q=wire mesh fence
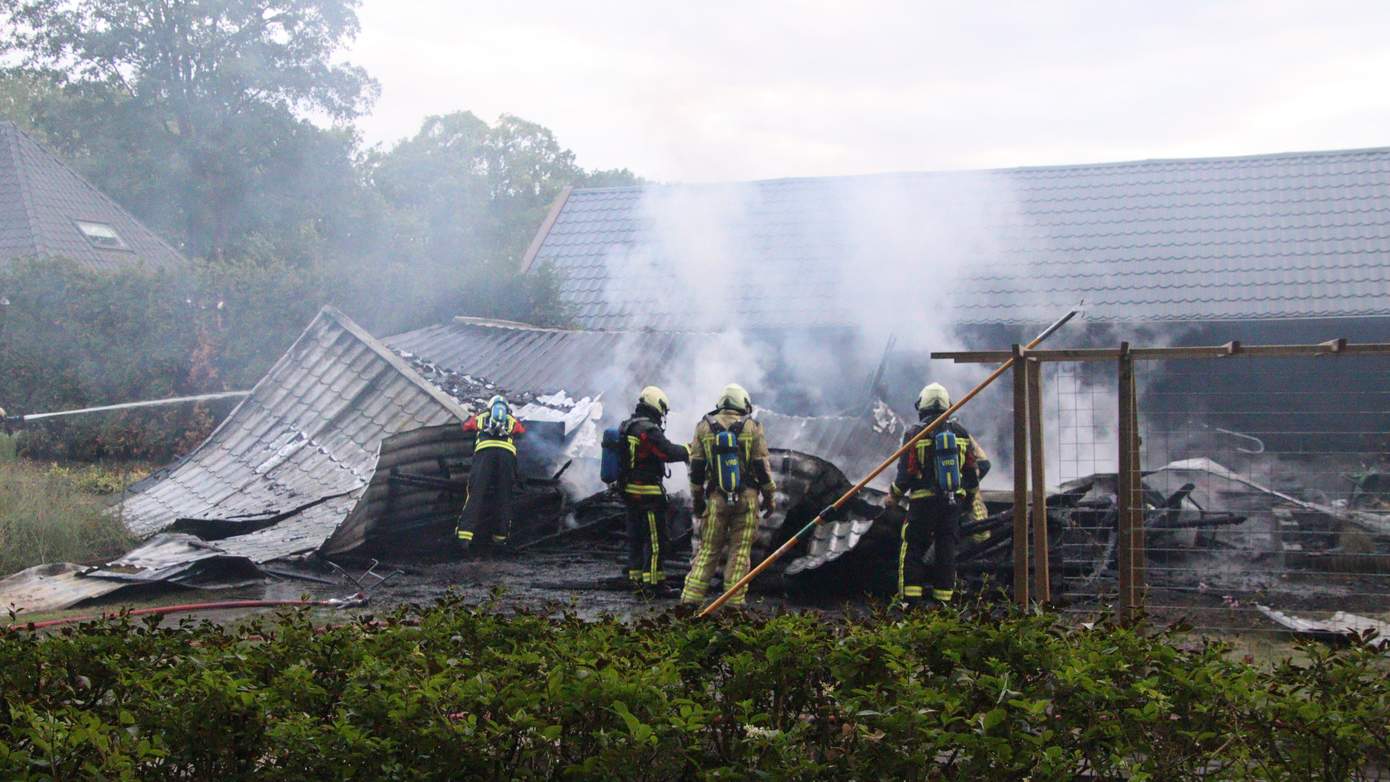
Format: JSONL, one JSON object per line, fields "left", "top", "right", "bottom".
{"left": 1045, "top": 354, "right": 1390, "bottom": 644}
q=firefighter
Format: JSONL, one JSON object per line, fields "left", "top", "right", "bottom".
{"left": 617, "top": 386, "right": 690, "bottom": 593}
{"left": 681, "top": 383, "right": 777, "bottom": 607}
{"left": 887, "top": 383, "right": 988, "bottom": 606}
{"left": 455, "top": 395, "right": 526, "bottom": 551}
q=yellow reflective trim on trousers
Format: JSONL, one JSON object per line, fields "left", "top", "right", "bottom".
{"left": 681, "top": 509, "right": 719, "bottom": 602}
{"left": 647, "top": 511, "right": 661, "bottom": 583}
{"left": 903, "top": 586, "right": 924, "bottom": 597}
{"left": 932, "top": 589, "right": 954, "bottom": 602}
{"left": 624, "top": 483, "right": 663, "bottom": 496}
{"left": 456, "top": 530, "right": 474, "bottom": 541}
{"left": 475, "top": 439, "right": 517, "bottom": 455}
{"left": 897, "top": 522, "right": 909, "bottom": 599}
{"left": 724, "top": 504, "right": 759, "bottom": 605}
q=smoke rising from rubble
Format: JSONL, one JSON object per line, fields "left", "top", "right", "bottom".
{"left": 593, "top": 170, "right": 1075, "bottom": 490}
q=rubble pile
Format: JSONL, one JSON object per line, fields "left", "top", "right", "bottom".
{"left": 395, "top": 351, "right": 543, "bottom": 410}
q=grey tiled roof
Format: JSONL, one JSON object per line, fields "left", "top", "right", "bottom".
{"left": 387, "top": 318, "right": 685, "bottom": 399}
{"left": 118, "top": 306, "right": 468, "bottom": 563}
{"left": 529, "top": 147, "right": 1390, "bottom": 327}
{"left": 386, "top": 317, "right": 901, "bottom": 485}
{"left": 0, "top": 120, "right": 186, "bottom": 272}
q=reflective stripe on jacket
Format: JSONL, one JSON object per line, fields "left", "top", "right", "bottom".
{"left": 463, "top": 411, "right": 525, "bottom": 455}
{"left": 890, "top": 419, "right": 980, "bottom": 501}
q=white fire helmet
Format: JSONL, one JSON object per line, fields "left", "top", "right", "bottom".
{"left": 915, "top": 383, "right": 950, "bottom": 413}
{"left": 717, "top": 383, "right": 752, "bottom": 414}
{"left": 638, "top": 385, "right": 671, "bottom": 417}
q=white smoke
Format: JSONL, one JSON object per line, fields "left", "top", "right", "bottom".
{"left": 587, "top": 169, "right": 1117, "bottom": 491}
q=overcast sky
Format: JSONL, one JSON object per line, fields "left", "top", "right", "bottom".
{"left": 349, "top": 1, "right": 1390, "bottom": 182}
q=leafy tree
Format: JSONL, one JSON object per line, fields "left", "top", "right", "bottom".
{"left": 361, "top": 111, "right": 639, "bottom": 329}
{"left": 0, "top": 0, "right": 379, "bottom": 260}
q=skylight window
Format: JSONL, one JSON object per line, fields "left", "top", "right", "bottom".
{"left": 75, "top": 220, "right": 128, "bottom": 250}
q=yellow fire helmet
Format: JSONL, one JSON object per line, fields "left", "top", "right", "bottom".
{"left": 637, "top": 385, "right": 671, "bottom": 417}
{"left": 717, "top": 383, "right": 752, "bottom": 414}
{"left": 915, "top": 382, "right": 951, "bottom": 414}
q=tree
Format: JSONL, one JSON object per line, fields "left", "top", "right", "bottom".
{"left": 0, "top": 0, "right": 379, "bottom": 260}
{"left": 360, "top": 112, "right": 640, "bottom": 329}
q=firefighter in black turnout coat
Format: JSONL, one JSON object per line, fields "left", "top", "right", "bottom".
{"left": 888, "top": 383, "right": 991, "bottom": 606}
{"left": 456, "top": 395, "right": 526, "bottom": 550}
{"left": 616, "top": 386, "right": 689, "bottom": 591}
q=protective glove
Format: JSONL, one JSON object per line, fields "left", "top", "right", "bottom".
{"left": 691, "top": 492, "right": 707, "bottom": 517}
{"left": 760, "top": 491, "right": 776, "bottom": 518}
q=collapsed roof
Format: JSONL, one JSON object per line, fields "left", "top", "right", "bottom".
{"left": 524, "top": 147, "right": 1390, "bottom": 329}
{"left": 118, "top": 306, "right": 469, "bottom": 564}
{"left": 3, "top": 306, "right": 903, "bottom": 612}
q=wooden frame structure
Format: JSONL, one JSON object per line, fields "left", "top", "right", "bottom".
{"left": 934, "top": 338, "right": 1390, "bottom": 620}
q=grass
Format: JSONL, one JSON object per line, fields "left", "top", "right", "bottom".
{"left": 0, "top": 440, "right": 140, "bottom": 577}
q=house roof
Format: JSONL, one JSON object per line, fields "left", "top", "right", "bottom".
{"left": 0, "top": 120, "right": 187, "bottom": 272}
{"left": 525, "top": 147, "right": 1390, "bottom": 328}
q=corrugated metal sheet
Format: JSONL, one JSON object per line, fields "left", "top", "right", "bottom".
{"left": 117, "top": 306, "right": 469, "bottom": 564}
{"left": 0, "top": 120, "right": 187, "bottom": 272}
{"left": 322, "top": 425, "right": 470, "bottom": 556}
{"left": 0, "top": 563, "right": 126, "bottom": 614}
{"left": 530, "top": 147, "right": 1390, "bottom": 328}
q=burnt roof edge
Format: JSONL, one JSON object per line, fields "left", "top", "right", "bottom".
{"left": 319, "top": 305, "right": 472, "bottom": 421}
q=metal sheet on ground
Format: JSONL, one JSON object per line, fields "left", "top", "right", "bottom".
{"left": 0, "top": 563, "right": 126, "bottom": 613}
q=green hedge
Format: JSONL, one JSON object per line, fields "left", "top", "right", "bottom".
{"left": 0, "top": 258, "right": 324, "bottom": 461}
{"left": 2, "top": 599, "right": 1387, "bottom": 779}
{"left": 0, "top": 257, "right": 565, "bottom": 461}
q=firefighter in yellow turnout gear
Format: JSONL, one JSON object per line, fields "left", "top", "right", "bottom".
{"left": 617, "top": 387, "right": 690, "bottom": 592}
{"left": 681, "top": 384, "right": 777, "bottom": 607}
{"left": 456, "top": 395, "right": 526, "bottom": 550}
{"left": 888, "top": 383, "right": 989, "bottom": 606}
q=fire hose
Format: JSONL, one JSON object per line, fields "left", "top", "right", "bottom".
{"left": 2, "top": 391, "right": 252, "bottom": 433}
{"left": 5, "top": 595, "right": 367, "bottom": 633}
{"left": 698, "top": 305, "right": 1081, "bottom": 618}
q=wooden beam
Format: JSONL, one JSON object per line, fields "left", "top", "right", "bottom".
{"left": 1011, "top": 344, "right": 1029, "bottom": 608}
{"left": 932, "top": 340, "right": 1390, "bottom": 364}
{"left": 1026, "top": 357, "right": 1049, "bottom": 603}
{"left": 1116, "top": 343, "right": 1138, "bottom": 622}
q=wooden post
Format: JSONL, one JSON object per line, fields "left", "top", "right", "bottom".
{"left": 1117, "top": 343, "right": 1137, "bottom": 621}
{"left": 1026, "top": 357, "right": 1050, "bottom": 602}
{"left": 1011, "top": 345, "right": 1029, "bottom": 608}
{"left": 1128, "top": 362, "right": 1145, "bottom": 605}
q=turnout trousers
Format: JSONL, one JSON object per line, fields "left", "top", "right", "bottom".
{"left": 900, "top": 495, "right": 962, "bottom": 604}
{"left": 455, "top": 447, "right": 517, "bottom": 547}
{"left": 681, "top": 489, "right": 759, "bottom": 606}
{"left": 623, "top": 489, "right": 670, "bottom": 586}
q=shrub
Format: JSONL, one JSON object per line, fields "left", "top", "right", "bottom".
{"left": 0, "top": 255, "right": 566, "bottom": 462}
{"left": 1, "top": 600, "right": 1387, "bottom": 779}
{"left": 0, "top": 458, "right": 135, "bottom": 575}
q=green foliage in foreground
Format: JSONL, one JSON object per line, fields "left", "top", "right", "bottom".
{"left": 2, "top": 599, "right": 1388, "bottom": 780}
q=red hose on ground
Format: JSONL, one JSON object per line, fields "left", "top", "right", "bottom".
{"left": 5, "top": 595, "right": 365, "bottom": 632}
